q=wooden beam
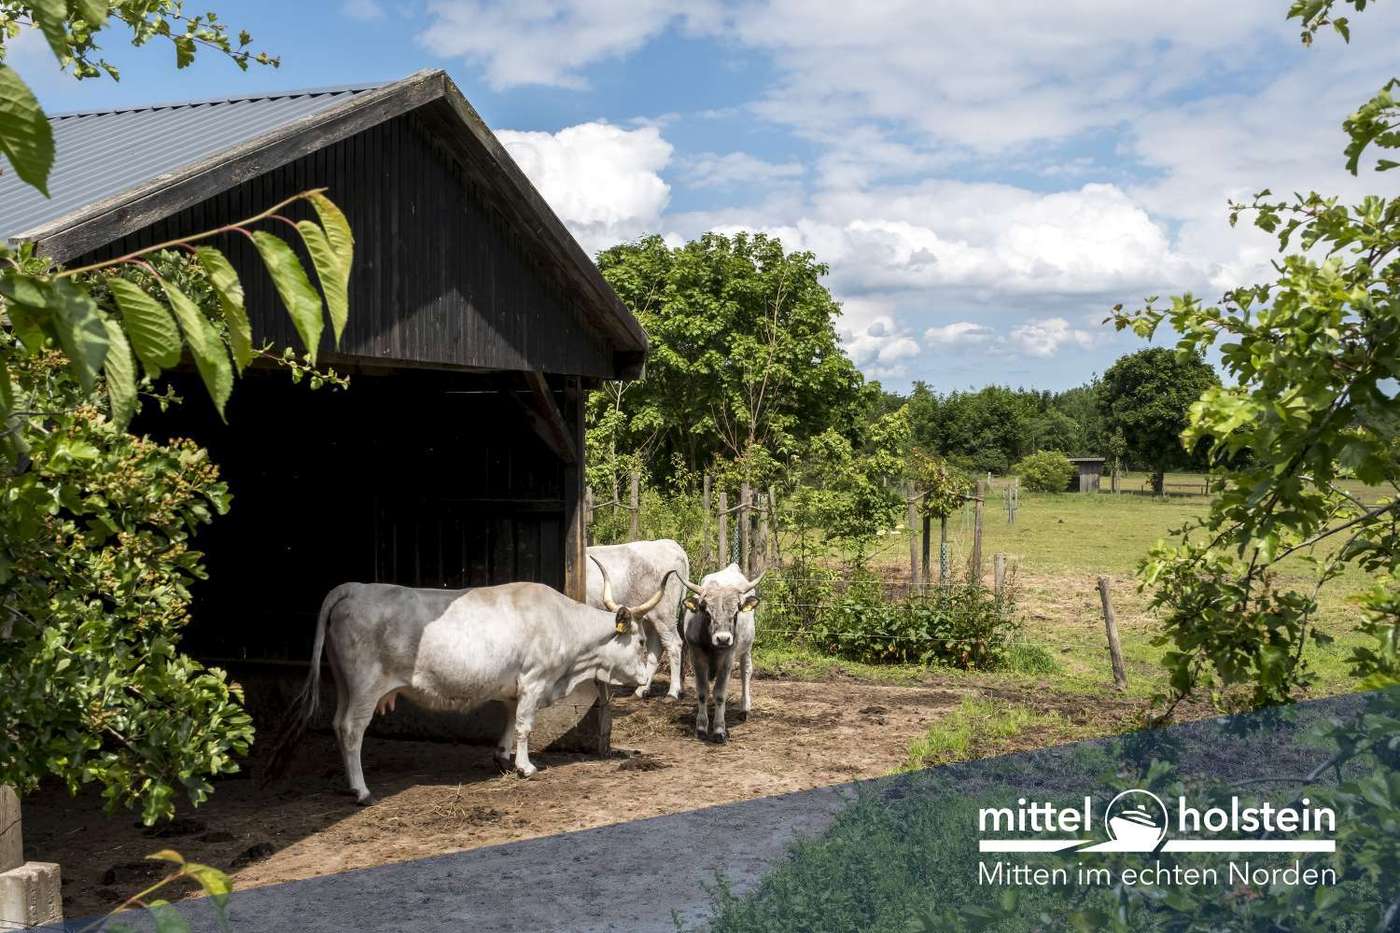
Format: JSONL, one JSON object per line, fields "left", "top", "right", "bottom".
{"left": 499, "top": 371, "right": 578, "bottom": 465}
{"left": 562, "top": 377, "right": 587, "bottom": 602}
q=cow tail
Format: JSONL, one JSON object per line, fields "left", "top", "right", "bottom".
{"left": 261, "top": 586, "right": 348, "bottom": 784}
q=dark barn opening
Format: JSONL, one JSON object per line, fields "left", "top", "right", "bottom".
{"left": 3, "top": 70, "right": 648, "bottom": 750}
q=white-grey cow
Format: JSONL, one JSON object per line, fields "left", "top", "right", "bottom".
{"left": 586, "top": 539, "right": 689, "bottom": 700}
{"left": 288, "top": 560, "right": 672, "bottom": 804}
{"left": 679, "top": 563, "right": 764, "bottom": 743}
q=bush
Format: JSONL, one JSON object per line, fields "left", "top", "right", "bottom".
{"left": 790, "top": 571, "right": 1019, "bottom": 670}
{"left": 1013, "top": 450, "right": 1075, "bottom": 492}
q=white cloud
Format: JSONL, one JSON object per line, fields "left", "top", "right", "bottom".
{"left": 924, "top": 322, "right": 993, "bottom": 346}
{"left": 418, "top": 0, "right": 722, "bottom": 89}
{"left": 497, "top": 122, "right": 673, "bottom": 256}
{"left": 342, "top": 0, "right": 384, "bottom": 20}
{"left": 1008, "top": 317, "right": 1097, "bottom": 358}
{"left": 835, "top": 297, "right": 921, "bottom": 369}
{"left": 683, "top": 151, "right": 804, "bottom": 189}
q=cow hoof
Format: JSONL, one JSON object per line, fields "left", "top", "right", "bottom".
{"left": 664, "top": 692, "right": 681, "bottom": 703}
{"left": 733, "top": 710, "right": 749, "bottom": 722}
{"left": 355, "top": 793, "right": 375, "bottom": 807}
{"left": 695, "top": 728, "right": 708, "bottom": 741}
{"left": 711, "top": 731, "right": 728, "bottom": 745}
{"left": 517, "top": 764, "right": 538, "bottom": 778}
{"left": 634, "top": 686, "right": 649, "bottom": 699}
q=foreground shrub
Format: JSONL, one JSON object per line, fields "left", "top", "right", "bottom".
{"left": 1013, "top": 450, "right": 1075, "bottom": 492}
{"left": 793, "top": 572, "right": 1019, "bottom": 670}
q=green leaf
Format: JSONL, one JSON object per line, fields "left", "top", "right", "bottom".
{"left": 195, "top": 247, "right": 253, "bottom": 372}
{"left": 0, "top": 66, "right": 56, "bottom": 196}
{"left": 48, "top": 279, "right": 108, "bottom": 390}
{"left": 251, "top": 231, "right": 324, "bottom": 363}
{"left": 148, "top": 901, "right": 192, "bottom": 933}
{"left": 161, "top": 280, "right": 233, "bottom": 419}
{"left": 71, "top": 0, "right": 108, "bottom": 26}
{"left": 29, "top": 0, "right": 70, "bottom": 62}
{"left": 101, "top": 317, "right": 138, "bottom": 429}
{"left": 296, "top": 220, "right": 347, "bottom": 345}
{"left": 108, "top": 277, "right": 182, "bottom": 377}
{"left": 308, "top": 191, "right": 354, "bottom": 288}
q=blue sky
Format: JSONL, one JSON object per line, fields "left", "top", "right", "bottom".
{"left": 12, "top": 1, "right": 1400, "bottom": 392}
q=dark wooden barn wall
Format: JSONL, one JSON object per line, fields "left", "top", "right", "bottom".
{"left": 149, "top": 369, "right": 571, "bottom": 661}
{"left": 81, "top": 110, "right": 617, "bottom": 379}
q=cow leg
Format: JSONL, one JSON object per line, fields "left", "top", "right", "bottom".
{"left": 663, "top": 631, "right": 684, "bottom": 701}
{"left": 334, "top": 692, "right": 379, "bottom": 805}
{"left": 711, "top": 651, "right": 734, "bottom": 743}
{"left": 512, "top": 688, "right": 544, "bottom": 777}
{"left": 494, "top": 699, "right": 517, "bottom": 773}
{"left": 739, "top": 647, "right": 753, "bottom": 719}
{"left": 691, "top": 650, "right": 711, "bottom": 740}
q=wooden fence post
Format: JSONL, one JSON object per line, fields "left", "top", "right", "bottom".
{"left": 921, "top": 514, "right": 932, "bottom": 587}
{"left": 994, "top": 553, "right": 1007, "bottom": 602}
{"left": 717, "top": 490, "right": 729, "bottom": 565}
{"left": 969, "top": 481, "right": 985, "bottom": 585}
{"left": 1097, "top": 576, "right": 1128, "bottom": 691}
{"left": 702, "top": 473, "right": 713, "bottom": 567}
{"left": 628, "top": 469, "right": 641, "bottom": 541}
{"left": 756, "top": 491, "right": 770, "bottom": 574}
{"left": 739, "top": 482, "right": 752, "bottom": 577}
{"left": 906, "top": 482, "right": 920, "bottom": 587}
{"left": 767, "top": 486, "right": 780, "bottom": 565}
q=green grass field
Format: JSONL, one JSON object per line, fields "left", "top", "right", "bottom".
{"left": 759, "top": 483, "right": 1376, "bottom": 706}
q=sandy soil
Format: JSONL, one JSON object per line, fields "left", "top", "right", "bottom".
{"left": 23, "top": 676, "right": 973, "bottom": 918}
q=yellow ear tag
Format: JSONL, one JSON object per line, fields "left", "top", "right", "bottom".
{"left": 684, "top": 596, "right": 700, "bottom": 611}
{"left": 615, "top": 620, "right": 628, "bottom": 634}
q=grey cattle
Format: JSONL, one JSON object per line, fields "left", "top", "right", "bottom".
{"left": 285, "top": 560, "right": 671, "bottom": 804}
{"left": 586, "top": 540, "right": 689, "bottom": 699}
{"left": 679, "top": 563, "right": 764, "bottom": 743}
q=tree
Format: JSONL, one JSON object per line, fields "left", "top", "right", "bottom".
{"left": 589, "top": 232, "right": 872, "bottom": 486}
{"left": 1013, "top": 450, "right": 1075, "bottom": 493}
{"left": 1098, "top": 347, "right": 1218, "bottom": 491}
{"left": 0, "top": 3, "right": 351, "bottom": 822}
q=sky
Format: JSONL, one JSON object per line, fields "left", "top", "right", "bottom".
{"left": 11, "top": 1, "right": 1400, "bottom": 392}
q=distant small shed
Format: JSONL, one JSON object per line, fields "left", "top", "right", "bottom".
{"left": 1067, "top": 457, "right": 1105, "bottom": 493}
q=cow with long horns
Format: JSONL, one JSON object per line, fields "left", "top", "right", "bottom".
{"left": 277, "top": 560, "right": 674, "bottom": 803}
{"left": 678, "top": 563, "right": 764, "bottom": 743}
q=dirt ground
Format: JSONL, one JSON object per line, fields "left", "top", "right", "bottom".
{"left": 25, "top": 676, "right": 989, "bottom": 918}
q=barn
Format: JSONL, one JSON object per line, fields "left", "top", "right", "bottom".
{"left": 0, "top": 69, "right": 648, "bottom": 750}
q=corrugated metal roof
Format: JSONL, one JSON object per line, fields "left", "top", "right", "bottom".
{"left": 1, "top": 82, "right": 383, "bottom": 243}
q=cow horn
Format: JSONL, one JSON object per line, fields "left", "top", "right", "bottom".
{"left": 678, "top": 574, "right": 703, "bottom": 596}
{"left": 589, "top": 554, "right": 621, "bottom": 612}
{"left": 745, "top": 569, "right": 767, "bottom": 591}
{"left": 628, "top": 569, "right": 676, "bottom": 616}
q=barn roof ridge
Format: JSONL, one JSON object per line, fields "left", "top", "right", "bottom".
{"left": 45, "top": 80, "right": 391, "bottom": 120}
{"left": 2, "top": 68, "right": 647, "bottom": 366}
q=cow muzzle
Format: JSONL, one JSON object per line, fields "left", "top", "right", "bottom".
{"left": 713, "top": 631, "right": 733, "bottom": 647}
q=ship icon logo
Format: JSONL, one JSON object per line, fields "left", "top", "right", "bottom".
{"left": 1103, "top": 790, "right": 1169, "bottom": 852}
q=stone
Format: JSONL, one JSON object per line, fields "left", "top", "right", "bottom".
{"left": 0, "top": 861, "right": 62, "bottom": 929}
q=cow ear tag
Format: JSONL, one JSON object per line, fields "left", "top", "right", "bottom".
{"left": 614, "top": 610, "right": 630, "bottom": 634}
{"left": 742, "top": 595, "right": 759, "bottom": 611}
{"left": 684, "top": 596, "right": 700, "bottom": 611}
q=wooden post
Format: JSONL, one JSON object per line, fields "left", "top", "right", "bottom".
{"left": 0, "top": 787, "right": 19, "bottom": 874}
{"left": 969, "top": 481, "right": 985, "bottom": 585}
{"left": 717, "top": 490, "right": 729, "bottom": 565}
{"left": 562, "top": 378, "right": 587, "bottom": 602}
{"left": 921, "top": 515, "right": 932, "bottom": 587}
{"left": 628, "top": 469, "right": 641, "bottom": 541}
{"left": 739, "top": 482, "right": 752, "bottom": 577}
{"left": 767, "top": 486, "right": 779, "bottom": 564}
{"left": 906, "top": 482, "right": 920, "bottom": 587}
{"left": 1097, "top": 576, "right": 1128, "bottom": 691}
{"left": 584, "top": 486, "right": 595, "bottom": 546}
{"left": 756, "top": 491, "right": 770, "bottom": 574}
{"left": 1111, "top": 464, "right": 1120, "bottom": 494}
{"left": 994, "top": 553, "right": 1007, "bottom": 602}
{"left": 0, "top": 786, "right": 62, "bottom": 928}
{"left": 702, "top": 473, "right": 713, "bottom": 567}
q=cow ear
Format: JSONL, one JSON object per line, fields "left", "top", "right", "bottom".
{"left": 614, "top": 608, "right": 631, "bottom": 634}
{"left": 741, "top": 595, "right": 759, "bottom": 611}
{"left": 684, "top": 595, "right": 701, "bottom": 612}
